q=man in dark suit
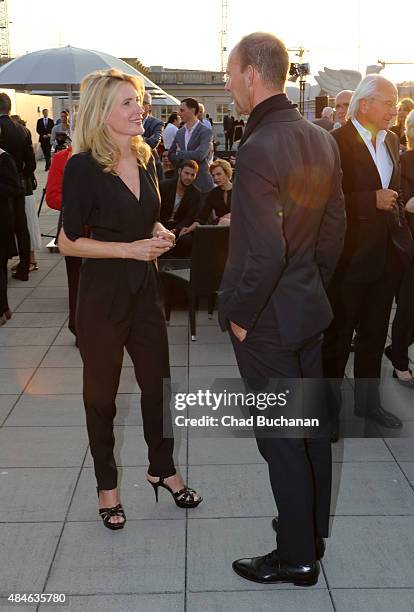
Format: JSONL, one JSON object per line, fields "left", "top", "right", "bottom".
{"left": 159, "top": 160, "right": 201, "bottom": 257}
{"left": 0, "top": 93, "right": 36, "bottom": 281}
{"left": 223, "top": 112, "right": 235, "bottom": 150}
{"left": 169, "top": 98, "right": 214, "bottom": 194}
{"left": 218, "top": 33, "right": 346, "bottom": 587}
{"left": 323, "top": 75, "right": 414, "bottom": 429}
{"left": 142, "top": 92, "right": 163, "bottom": 181}
{"left": 36, "top": 108, "right": 54, "bottom": 170}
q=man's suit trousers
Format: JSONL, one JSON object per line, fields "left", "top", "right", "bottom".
{"left": 230, "top": 309, "right": 331, "bottom": 565}
{"left": 323, "top": 244, "right": 401, "bottom": 412}
{"left": 77, "top": 268, "right": 175, "bottom": 490}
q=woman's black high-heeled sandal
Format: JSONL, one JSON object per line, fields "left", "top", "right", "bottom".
{"left": 148, "top": 476, "right": 202, "bottom": 508}
{"left": 97, "top": 488, "right": 126, "bottom": 530}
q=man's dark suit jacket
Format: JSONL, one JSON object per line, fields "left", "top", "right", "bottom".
{"left": 223, "top": 115, "right": 235, "bottom": 134}
{"left": 144, "top": 116, "right": 163, "bottom": 150}
{"left": 159, "top": 177, "right": 201, "bottom": 230}
{"left": 218, "top": 95, "right": 346, "bottom": 346}
{"left": 36, "top": 117, "right": 54, "bottom": 142}
{"left": 312, "top": 117, "right": 333, "bottom": 132}
{"left": 0, "top": 115, "right": 36, "bottom": 178}
{"left": 331, "top": 121, "right": 413, "bottom": 283}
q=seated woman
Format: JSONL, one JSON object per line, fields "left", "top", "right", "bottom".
{"left": 181, "top": 159, "right": 232, "bottom": 239}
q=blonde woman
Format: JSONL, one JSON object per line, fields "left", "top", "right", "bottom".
{"left": 58, "top": 69, "right": 201, "bottom": 530}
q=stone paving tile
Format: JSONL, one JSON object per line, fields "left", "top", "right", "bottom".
{"left": 4, "top": 394, "right": 86, "bottom": 427}
{"left": 38, "top": 594, "right": 185, "bottom": 612}
{"left": 0, "top": 369, "right": 35, "bottom": 394}
{"left": 188, "top": 435, "right": 262, "bottom": 465}
{"left": 400, "top": 462, "right": 414, "bottom": 485}
{"left": 187, "top": 518, "right": 327, "bottom": 591}
{"left": 29, "top": 286, "right": 69, "bottom": 299}
{"left": 84, "top": 425, "right": 186, "bottom": 468}
{"left": 189, "top": 343, "right": 237, "bottom": 366}
{"left": 0, "top": 346, "right": 49, "bottom": 369}
{"left": 15, "top": 298, "right": 69, "bottom": 313}
{"left": 0, "top": 523, "right": 62, "bottom": 593}
{"left": 46, "top": 521, "right": 185, "bottom": 594}
{"left": 68, "top": 467, "right": 186, "bottom": 521}
{"left": 187, "top": 464, "right": 275, "bottom": 518}
{"left": 0, "top": 427, "right": 88, "bottom": 467}
{"left": 4, "top": 313, "right": 68, "bottom": 328}
{"left": 331, "top": 438, "right": 395, "bottom": 462}
{"left": 0, "top": 395, "right": 18, "bottom": 424}
{"left": 0, "top": 326, "right": 61, "bottom": 346}
{"left": 188, "top": 590, "right": 334, "bottom": 612}
{"left": 331, "top": 462, "right": 414, "bottom": 515}
{"left": 323, "top": 516, "right": 414, "bottom": 587}
{"left": 0, "top": 467, "right": 79, "bottom": 521}
{"left": 332, "top": 588, "right": 414, "bottom": 612}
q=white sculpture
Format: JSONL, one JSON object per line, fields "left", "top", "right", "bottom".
{"left": 315, "top": 65, "right": 383, "bottom": 96}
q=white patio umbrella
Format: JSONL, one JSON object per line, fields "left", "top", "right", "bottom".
{"left": 0, "top": 45, "right": 180, "bottom": 110}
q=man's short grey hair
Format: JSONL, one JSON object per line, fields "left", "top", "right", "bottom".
{"left": 347, "top": 75, "right": 397, "bottom": 119}
{"left": 236, "top": 32, "right": 289, "bottom": 90}
{"left": 321, "top": 106, "right": 334, "bottom": 118}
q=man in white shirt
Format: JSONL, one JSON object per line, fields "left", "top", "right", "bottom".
{"left": 162, "top": 112, "right": 180, "bottom": 150}
{"left": 323, "top": 75, "right": 414, "bottom": 429}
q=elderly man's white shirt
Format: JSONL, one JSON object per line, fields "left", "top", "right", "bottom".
{"left": 351, "top": 118, "right": 393, "bottom": 188}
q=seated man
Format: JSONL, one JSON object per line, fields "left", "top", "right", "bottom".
{"left": 159, "top": 160, "right": 201, "bottom": 257}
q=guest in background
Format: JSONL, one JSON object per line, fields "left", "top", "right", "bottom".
{"left": 223, "top": 111, "right": 235, "bottom": 150}
{"left": 333, "top": 90, "right": 354, "bottom": 128}
{"left": 36, "top": 108, "right": 54, "bottom": 170}
{"left": 313, "top": 106, "right": 334, "bottom": 131}
{"left": 198, "top": 103, "right": 213, "bottom": 130}
{"left": 384, "top": 109, "right": 414, "bottom": 386}
{"left": 0, "top": 148, "right": 22, "bottom": 324}
{"left": 46, "top": 145, "right": 81, "bottom": 343}
{"left": 185, "top": 159, "right": 232, "bottom": 232}
{"left": 161, "top": 150, "right": 175, "bottom": 179}
{"left": 162, "top": 112, "right": 180, "bottom": 150}
{"left": 390, "top": 98, "right": 414, "bottom": 148}
{"left": 169, "top": 97, "right": 214, "bottom": 193}
{"left": 233, "top": 118, "right": 244, "bottom": 143}
{"left": 0, "top": 92, "right": 36, "bottom": 282}
{"left": 51, "top": 110, "right": 71, "bottom": 151}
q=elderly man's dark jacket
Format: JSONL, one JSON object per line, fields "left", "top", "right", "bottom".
{"left": 331, "top": 121, "right": 413, "bottom": 283}
{"left": 159, "top": 177, "right": 201, "bottom": 230}
{"left": 218, "top": 94, "right": 346, "bottom": 346}
{"left": 0, "top": 115, "right": 36, "bottom": 177}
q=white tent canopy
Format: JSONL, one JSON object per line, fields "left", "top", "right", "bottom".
{"left": 0, "top": 45, "right": 180, "bottom": 107}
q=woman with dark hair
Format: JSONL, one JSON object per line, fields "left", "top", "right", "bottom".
{"left": 385, "top": 109, "right": 414, "bottom": 386}
{"left": 0, "top": 148, "right": 21, "bottom": 324}
{"left": 58, "top": 69, "right": 202, "bottom": 530}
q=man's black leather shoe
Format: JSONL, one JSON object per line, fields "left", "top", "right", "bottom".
{"left": 232, "top": 549, "right": 319, "bottom": 586}
{"left": 354, "top": 405, "right": 402, "bottom": 429}
{"left": 271, "top": 517, "right": 325, "bottom": 559}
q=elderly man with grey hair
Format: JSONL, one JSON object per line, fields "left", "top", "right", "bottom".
{"left": 312, "top": 106, "right": 334, "bottom": 131}
{"left": 323, "top": 74, "right": 414, "bottom": 430}
{"left": 219, "top": 32, "right": 346, "bottom": 587}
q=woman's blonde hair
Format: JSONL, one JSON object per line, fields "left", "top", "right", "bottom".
{"left": 406, "top": 109, "right": 414, "bottom": 150}
{"left": 209, "top": 158, "right": 233, "bottom": 180}
{"left": 72, "top": 68, "right": 151, "bottom": 172}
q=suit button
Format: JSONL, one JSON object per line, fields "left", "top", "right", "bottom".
{"left": 277, "top": 211, "right": 283, "bottom": 217}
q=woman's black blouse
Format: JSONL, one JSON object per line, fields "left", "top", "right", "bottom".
{"left": 196, "top": 185, "right": 232, "bottom": 224}
{"left": 0, "top": 151, "right": 21, "bottom": 258}
{"left": 401, "top": 149, "right": 414, "bottom": 236}
{"left": 61, "top": 152, "right": 160, "bottom": 299}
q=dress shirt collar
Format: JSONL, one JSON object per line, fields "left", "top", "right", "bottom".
{"left": 185, "top": 119, "right": 199, "bottom": 134}
{"left": 351, "top": 117, "right": 387, "bottom": 147}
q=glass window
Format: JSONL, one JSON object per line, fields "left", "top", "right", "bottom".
{"left": 216, "top": 103, "right": 232, "bottom": 123}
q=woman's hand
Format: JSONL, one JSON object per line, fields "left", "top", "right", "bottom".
{"left": 123, "top": 237, "right": 172, "bottom": 261}
{"left": 153, "top": 223, "right": 176, "bottom": 246}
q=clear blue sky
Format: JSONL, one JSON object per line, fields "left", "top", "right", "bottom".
{"left": 7, "top": 0, "right": 414, "bottom": 83}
